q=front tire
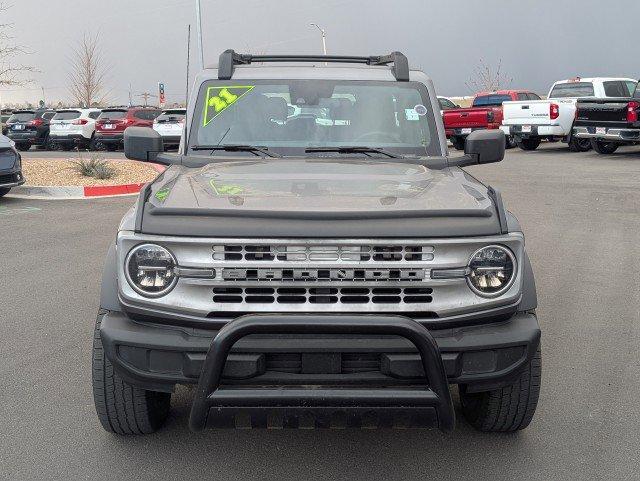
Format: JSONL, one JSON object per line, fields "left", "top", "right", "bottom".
{"left": 459, "top": 344, "right": 541, "bottom": 432}
{"left": 568, "top": 136, "right": 592, "bottom": 152}
{"left": 591, "top": 139, "right": 619, "bottom": 155}
{"left": 505, "top": 136, "right": 517, "bottom": 149}
{"left": 516, "top": 138, "right": 541, "bottom": 151}
{"left": 15, "top": 142, "right": 30, "bottom": 152}
{"left": 92, "top": 312, "right": 171, "bottom": 435}
{"left": 0, "top": 187, "right": 11, "bottom": 198}
{"left": 451, "top": 137, "right": 465, "bottom": 151}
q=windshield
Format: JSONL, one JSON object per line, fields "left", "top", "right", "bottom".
{"left": 549, "top": 82, "right": 594, "bottom": 98}
{"left": 8, "top": 112, "right": 35, "bottom": 122}
{"left": 53, "top": 111, "right": 81, "bottom": 121}
{"left": 157, "top": 110, "right": 186, "bottom": 123}
{"left": 472, "top": 94, "right": 512, "bottom": 107}
{"left": 189, "top": 80, "right": 441, "bottom": 157}
{"left": 98, "top": 110, "right": 126, "bottom": 120}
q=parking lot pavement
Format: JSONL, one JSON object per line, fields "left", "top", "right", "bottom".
{"left": 2, "top": 144, "right": 639, "bottom": 480}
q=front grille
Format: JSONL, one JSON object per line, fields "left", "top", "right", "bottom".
{"left": 265, "top": 352, "right": 382, "bottom": 374}
{"left": 0, "top": 173, "right": 17, "bottom": 184}
{"left": 213, "top": 244, "right": 435, "bottom": 263}
{"left": 213, "top": 286, "right": 433, "bottom": 305}
{"left": 207, "top": 241, "right": 438, "bottom": 313}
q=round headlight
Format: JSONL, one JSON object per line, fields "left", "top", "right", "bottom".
{"left": 467, "top": 245, "right": 516, "bottom": 298}
{"left": 125, "top": 244, "right": 177, "bottom": 297}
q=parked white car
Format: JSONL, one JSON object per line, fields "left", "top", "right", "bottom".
{"left": 152, "top": 108, "right": 186, "bottom": 149}
{"left": 49, "top": 108, "right": 102, "bottom": 150}
{"left": 500, "top": 77, "right": 637, "bottom": 151}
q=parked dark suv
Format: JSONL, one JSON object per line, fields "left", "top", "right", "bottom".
{"left": 5, "top": 109, "right": 56, "bottom": 151}
{"left": 94, "top": 107, "right": 161, "bottom": 151}
{"left": 1, "top": 109, "right": 13, "bottom": 136}
{"left": 0, "top": 134, "right": 25, "bottom": 197}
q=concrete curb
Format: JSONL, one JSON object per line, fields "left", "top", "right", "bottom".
{"left": 9, "top": 182, "right": 145, "bottom": 200}
{"left": 9, "top": 162, "right": 166, "bottom": 200}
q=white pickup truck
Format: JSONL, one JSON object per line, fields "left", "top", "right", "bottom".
{"left": 500, "top": 77, "right": 638, "bottom": 151}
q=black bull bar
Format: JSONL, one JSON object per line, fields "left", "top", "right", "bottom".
{"left": 189, "top": 314, "right": 456, "bottom": 432}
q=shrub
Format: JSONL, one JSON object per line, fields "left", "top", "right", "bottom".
{"left": 69, "top": 154, "right": 116, "bottom": 180}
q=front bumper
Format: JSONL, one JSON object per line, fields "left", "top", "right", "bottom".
{"left": 501, "top": 124, "right": 566, "bottom": 138}
{"left": 0, "top": 170, "right": 25, "bottom": 188}
{"left": 573, "top": 126, "right": 640, "bottom": 143}
{"left": 100, "top": 310, "right": 540, "bottom": 410}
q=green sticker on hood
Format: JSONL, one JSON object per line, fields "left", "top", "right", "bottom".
{"left": 203, "top": 85, "right": 254, "bottom": 126}
{"left": 210, "top": 180, "right": 244, "bottom": 196}
{"left": 155, "top": 188, "right": 171, "bottom": 202}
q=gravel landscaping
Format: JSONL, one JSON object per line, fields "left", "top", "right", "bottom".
{"left": 22, "top": 158, "right": 160, "bottom": 186}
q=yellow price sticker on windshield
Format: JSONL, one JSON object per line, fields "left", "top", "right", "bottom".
{"left": 203, "top": 85, "right": 254, "bottom": 126}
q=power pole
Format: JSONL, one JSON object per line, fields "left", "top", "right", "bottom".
{"left": 136, "top": 92, "right": 157, "bottom": 107}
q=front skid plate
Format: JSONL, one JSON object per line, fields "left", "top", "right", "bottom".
{"left": 207, "top": 406, "right": 439, "bottom": 430}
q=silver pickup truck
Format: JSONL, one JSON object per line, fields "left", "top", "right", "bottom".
{"left": 92, "top": 51, "right": 541, "bottom": 436}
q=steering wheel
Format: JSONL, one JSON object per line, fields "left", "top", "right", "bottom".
{"left": 354, "top": 131, "right": 402, "bottom": 143}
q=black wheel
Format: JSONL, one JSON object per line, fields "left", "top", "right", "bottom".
{"left": 516, "top": 138, "right": 541, "bottom": 151}
{"left": 505, "top": 136, "right": 517, "bottom": 149}
{"left": 92, "top": 311, "right": 171, "bottom": 435}
{"left": 451, "top": 137, "right": 465, "bottom": 151}
{"left": 105, "top": 143, "right": 118, "bottom": 152}
{"left": 0, "top": 187, "right": 11, "bottom": 198}
{"left": 591, "top": 139, "right": 619, "bottom": 155}
{"left": 568, "top": 136, "right": 592, "bottom": 152}
{"left": 15, "top": 142, "right": 30, "bottom": 151}
{"left": 459, "top": 344, "right": 541, "bottom": 432}
{"left": 59, "top": 143, "right": 73, "bottom": 151}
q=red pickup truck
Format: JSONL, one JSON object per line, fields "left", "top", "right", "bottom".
{"left": 444, "top": 90, "right": 541, "bottom": 150}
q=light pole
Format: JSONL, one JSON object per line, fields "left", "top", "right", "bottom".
{"left": 195, "top": 0, "right": 204, "bottom": 71}
{"left": 309, "top": 23, "right": 327, "bottom": 56}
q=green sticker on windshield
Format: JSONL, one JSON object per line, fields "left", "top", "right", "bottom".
{"left": 203, "top": 85, "right": 254, "bottom": 126}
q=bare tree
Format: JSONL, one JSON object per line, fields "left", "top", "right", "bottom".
{"left": 68, "top": 33, "right": 109, "bottom": 107}
{"left": 0, "top": 2, "right": 34, "bottom": 87}
{"left": 465, "top": 59, "right": 513, "bottom": 93}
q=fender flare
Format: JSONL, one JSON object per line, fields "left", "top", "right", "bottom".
{"left": 99, "top": 242, "right": 120, "bottom": 311}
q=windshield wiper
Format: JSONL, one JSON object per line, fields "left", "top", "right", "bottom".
{"left": 192, "top": 145, "right": 280, "bottom": 158}
{"left": 304, "top": 146, "right": 403, "bottom": 159}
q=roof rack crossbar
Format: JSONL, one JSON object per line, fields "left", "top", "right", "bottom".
{"left": 217, "top": 49, "right": 410, "bottom": 81}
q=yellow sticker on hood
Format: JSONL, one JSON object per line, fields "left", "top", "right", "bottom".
{"left": 203, "top": 85, "right": 254, "bottom": 126}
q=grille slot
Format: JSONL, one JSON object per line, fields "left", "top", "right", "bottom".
{"left": 213, "top": 244, "right": 435, "bottom": 263}
{"left": 212, "top": 287, "right": 433, "bottom": 305}
{"left": 264, "top": 353, "right": 382, "bottom": 374}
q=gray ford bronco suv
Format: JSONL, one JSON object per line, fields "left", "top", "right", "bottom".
{"left": 93, "top": 50, "right": 541, "bottom": 435}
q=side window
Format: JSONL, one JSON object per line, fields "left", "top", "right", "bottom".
{"left": 89, "top": 111, "right": 101, "bottom": 119}
{"left": 527, "top": 93, "right": 541, "bottom": 100}
{"left": 625, "top": 81, "right": 638, "bottom": 97}
{"left": 603, "top": 81, "right": 629, "bottom": 97}
{"left": 517, "top": 93, "right": 528, "bottom": 101}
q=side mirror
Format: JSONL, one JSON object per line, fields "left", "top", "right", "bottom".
{"left": 449, "top": 130, "right": 505, "bottom": 167}
{"left": 124, "top": 127, "right": 164, "bottom": 163}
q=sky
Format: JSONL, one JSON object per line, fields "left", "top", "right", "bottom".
{"left": 1, "top": 0, "right": 638, "bottom": 106}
